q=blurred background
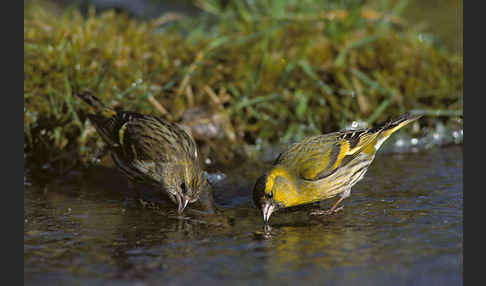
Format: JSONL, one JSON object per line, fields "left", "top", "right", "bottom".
{"left": 25, "top": 0, "right": 462, "bottom": 173}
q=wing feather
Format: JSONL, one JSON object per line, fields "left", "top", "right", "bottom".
{"left": 276, "top": 130, "right": 379, "bottom": 181}
{"left": 273, "top": 112, "right": 421, "bottom": 182}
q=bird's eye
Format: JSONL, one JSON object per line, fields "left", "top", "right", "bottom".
{"left": 180, "top": 183, "right": 187, "bottom": 194}
{"left": 266, "top": 192, "right": 273, "bottom": 199}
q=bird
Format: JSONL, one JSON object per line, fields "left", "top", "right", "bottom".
{"left": 253, "top": 112, "right": 422, "bottom": 224}
{"left": 75, "top": 91, "right": 212, "bottom": 214}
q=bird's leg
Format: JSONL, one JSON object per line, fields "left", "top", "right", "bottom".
{"left": 309, "top": 190, "right": 350, "bottom": 216}
{"left": 309, "top": 197, "right": 345, "bottom": 216}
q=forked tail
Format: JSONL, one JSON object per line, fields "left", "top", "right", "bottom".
{"left": 373, "top": 112, "right": 423, "bottom": 149}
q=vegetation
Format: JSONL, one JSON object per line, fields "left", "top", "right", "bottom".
{"left": 24, "top": 0, "right": 462, "bottom": 175}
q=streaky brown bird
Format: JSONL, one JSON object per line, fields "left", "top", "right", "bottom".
{"left": 76, "top": 91, "right": 212, "bottom": 214}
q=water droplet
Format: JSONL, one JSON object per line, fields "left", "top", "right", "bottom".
{"left": 411, "top": 138, "right": 418, "bottom": 145}
{"left": 345, "top": 120, "right": 367, "bottom": 130}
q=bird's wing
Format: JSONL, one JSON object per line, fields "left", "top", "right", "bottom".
{"left": 278, "top": 112, "right": 422, "bottom": 181}
{"left": 277, "top": 130, "right": 379, "bottom": 181}
{"left": 117, "top": 114, "right": 198, "bottom": 163}
{"left": 108, "top": 114, "right": 197, "bottom": 183}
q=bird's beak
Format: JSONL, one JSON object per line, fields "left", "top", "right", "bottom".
{"left": 177, "top": 195, "right": 189, "bottom": 214}
{"left": 262, "top": 202, "right": 276, "bottom": 224}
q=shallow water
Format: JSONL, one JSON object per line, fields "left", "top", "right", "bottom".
{"left": 24, "top": 145, "right": 462, "bottom": 285}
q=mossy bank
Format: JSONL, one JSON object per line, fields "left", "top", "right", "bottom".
{"left": 24, "top": 0, "right": 462, "bottom": 177}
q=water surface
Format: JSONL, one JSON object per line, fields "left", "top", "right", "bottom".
{"left": 24, "top": 146, "right": 462, "bottom": 285}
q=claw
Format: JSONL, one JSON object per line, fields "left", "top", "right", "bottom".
{"left": 309, "top": 206, "right": 344, "bottom": 216}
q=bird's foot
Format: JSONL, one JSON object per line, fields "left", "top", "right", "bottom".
{"left": 309, "top": 206, "right": 344, "bottom": 216}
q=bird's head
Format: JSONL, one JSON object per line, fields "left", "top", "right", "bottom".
{"left": 166, "top": 163, "right": 211, "bottom": 214}
{"left": 253, "top": 167, "right": 296, "bottom": 224}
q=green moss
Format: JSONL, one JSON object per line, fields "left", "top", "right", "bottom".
{"left": 24, "top": 0, "right": 462, "bottom": 173}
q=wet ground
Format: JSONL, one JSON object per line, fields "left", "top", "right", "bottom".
{"left": 24, "top": 145, "right": 462, "bottom": 285}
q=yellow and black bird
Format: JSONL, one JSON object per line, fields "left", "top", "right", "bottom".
{"left": 76, "top": 91, "right": 212, "bottom": 214}
{"left": 253, "top": 112, "right": 422, "bottom": 224}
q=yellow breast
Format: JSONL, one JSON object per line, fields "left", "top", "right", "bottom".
{"left": 267, "top": 167, "right": 340, "bottom": 208}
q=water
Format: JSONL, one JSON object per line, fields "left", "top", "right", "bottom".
{"left": 24, "top": 145, "right": 462, "bottom": 285}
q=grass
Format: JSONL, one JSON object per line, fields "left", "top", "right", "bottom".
{"left": 24, "top": 0, "right": 462, "bottom": 175}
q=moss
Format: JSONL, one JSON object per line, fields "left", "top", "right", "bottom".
{"left": 24, "top": 0, "right": 462, "bottom": 174}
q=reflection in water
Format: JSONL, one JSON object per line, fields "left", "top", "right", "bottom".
{"left": 262, "top": 224, "right": 370, "bottom": 278}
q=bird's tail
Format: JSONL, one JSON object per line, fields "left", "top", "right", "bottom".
{"left": 76, "top": 91, "right": 116, "bottom": 118}
{"left": 373, "top": 112, "right": 422, "bottom": 149}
